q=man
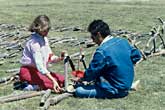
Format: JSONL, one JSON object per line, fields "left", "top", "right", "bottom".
{"left": 74, "top": 20, "right": 142, "bottom": 98}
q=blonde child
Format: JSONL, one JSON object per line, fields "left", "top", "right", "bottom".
{"left": 19, "top": 15, "right": 64, "bottom": 93}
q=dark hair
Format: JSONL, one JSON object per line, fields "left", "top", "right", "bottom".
{"left": 28, "top": 15, "right": 51, "bottom": 32}
{"left": 87, "top": 20, "right": 111, "bottom": 38}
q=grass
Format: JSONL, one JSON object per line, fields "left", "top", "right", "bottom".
{"left": 0, "top": 0, "right": 165, "bottom": 110}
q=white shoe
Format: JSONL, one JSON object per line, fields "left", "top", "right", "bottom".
{"left": 67, "top": 85, "right": 75, "bottom": 93}
{"left": 23, "top": 84, "right": 39, "bottom": 91}
{"left": 131, "top": 80, "right": 140, "bottom": 91}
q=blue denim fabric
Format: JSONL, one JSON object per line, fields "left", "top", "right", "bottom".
{"left": 82, "top": 37, "right": 141, "bottom": 89}
{"left": 75, "top": 83, "right": 128, "bottom": 98}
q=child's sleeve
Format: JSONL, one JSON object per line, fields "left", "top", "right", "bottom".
{"left": 45, "top": 37, "right": 61, "bottom": 63}
{"left": 33, "top": 51, "right": 50, "bottom": 74}
{"left": 48, "top": 54, "right": 61, "bottom": 63}
{"left": 31, "top": 43, "right": 50, "bottom": 74}
{"left": 45, "top": 37, "right": 53, "bottom": 54}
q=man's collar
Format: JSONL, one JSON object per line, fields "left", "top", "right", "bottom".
{"left": 100, "top": 35, "right": 113, "bottom": 45}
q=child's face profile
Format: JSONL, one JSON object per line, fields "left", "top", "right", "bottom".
{"left": 39, "top": 27, "right": 50, "bottom": 37}
{"left": 39, "top": 30, "right": 48, "bottom": 37}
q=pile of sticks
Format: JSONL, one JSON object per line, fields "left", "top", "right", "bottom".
{"left": 116, "top": 17, "right": 165, "bottom": 63}
{"left": 144, "top": 17, "right": 165, "bottom": 56}
{"left": 0, "top": 23, "right": 93, "bottom": 66}
{"left": 0, "top": 52, "right": 83, "bottom": 110}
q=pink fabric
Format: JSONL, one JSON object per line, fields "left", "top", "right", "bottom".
{"left": 19, "top": 66, "right": 64, "bottom": 90}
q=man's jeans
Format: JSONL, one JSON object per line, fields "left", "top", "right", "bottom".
{"left": 75, "top": 84, "right": 128, "bottom": 99}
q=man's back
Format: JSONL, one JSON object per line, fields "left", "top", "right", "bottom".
{"left": 97, "top": 37, "right": 139, "bottom": 90}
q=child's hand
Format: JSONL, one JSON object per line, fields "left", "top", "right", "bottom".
{"left": 53, "top": 81, "right": 63, "bottom": 93}
{"left": 60, "top": 51, "right": 67, "bottom": 60}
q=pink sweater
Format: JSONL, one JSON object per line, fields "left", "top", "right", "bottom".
{"left": 20, "top": 32, "right": 56, "bottom": 74}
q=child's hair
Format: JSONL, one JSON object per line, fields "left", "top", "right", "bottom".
{"left": 28, "top": 15, "right": 51, "bottom": 33}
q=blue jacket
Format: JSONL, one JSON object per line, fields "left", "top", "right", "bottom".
{"left": 82, "top": 37, "right": 141, "bottom": 94}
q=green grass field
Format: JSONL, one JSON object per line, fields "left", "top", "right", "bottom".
{"left": 0, "top": 0, "right": 165, "bottom": 110}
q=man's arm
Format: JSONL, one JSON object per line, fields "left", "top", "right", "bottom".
{"left": 130, "top": 47, "right": 142, "bottom": 64}
{"left": 82, "top": 50, "right": 107, "bottom": 82}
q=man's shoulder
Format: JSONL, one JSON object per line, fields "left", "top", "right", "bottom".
{"left": 99, "top": 37, "right": 127, "bottom": 51}
{"left": 105, "top": 37, "right": 128, "bottom": 45}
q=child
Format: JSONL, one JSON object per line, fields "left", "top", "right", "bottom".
{"left": 19, "top": 15, "right": 64, "bottom": 93}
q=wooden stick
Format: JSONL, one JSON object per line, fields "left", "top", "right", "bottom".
{"left": 158, "top": 34, "right": 165, "bottom": 48}
{"left": 127, "top": 37, "right": 147, "bottom": 60}
{"left": 80, "top": 53, "right": 87, "bottom": 69}
{"left": 157, "top": 17, "right": 164, "bottom": 25}
{"left": 40, "top": 89, "right": 51, "bottom": 107}
{"left": 42, "top": 92, "right": 73, "bottom": 110}
{"left": 0, "top": 91, "right": 45, "bottom": 103}
{"left": 153, "top": 38, "right": 156, "bottom": 53}
{"left": 64, "top": 54, "right": 69, "bottom": 91}
{"left": 70, "top": 52, "right": 80, "bottom": 58}
{"left": 0, "top": 72, "right": 18, "bottom": 84}
{"left": 148, "top": 49, "right": 165, "bottom": 57}
{"left": 137, "top": 49, "right": 165, "bottom": 64}
{"left": 146, "top": 26, "right": 160, "bottom": 48}
{"left": 68, "top": 56, "right": 76, "bottom": 71}
{"left": 77, "top": 46, "right": 82, "bottom": 71}
{"left": 5, "top": 68, "right": 20, "bottom": 73}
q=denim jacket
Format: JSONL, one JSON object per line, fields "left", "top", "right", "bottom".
{"left": 82, "top": 37, "right": 142, "bottom": 94}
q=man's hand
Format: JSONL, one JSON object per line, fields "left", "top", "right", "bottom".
{"left": 70, "top": 77, "right": 82, "bottom": 83}
{"left": 71, "top": 70, "right": 84, "bottom": 78}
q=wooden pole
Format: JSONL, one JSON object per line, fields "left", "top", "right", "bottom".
{"left": 42, "top": 92, "right": 73, "bottom": 110}
{"left": 68, "top": 56, "right": 76, "bottom": 71}
{"left": 0, "top": 91, "right": 45, "bottom": 103}
{"left": 40, "top": 89, "right": 51, "bottom": 107}
{"left": 146, "top": 26, "right": 160, "bottom": 49}
{"left": 0, "top": 72, "right": 18, "bottom": 84}
{"left": 80, "top": 53, "right": 87, "bottom": 69}
{"left": 148, "top": 49, "right": 165, "bottom": 57}
{"left": 126, "top": 36, "right": 147, "bottom": 60}
{"left": 158, "top": 34, "right": 165, "bottom": 48}
{"left": 77, "top": 46, "right": 82, "bottom": 71}
{"left": 64, "top": 54, "right": 69, "bottom": 91}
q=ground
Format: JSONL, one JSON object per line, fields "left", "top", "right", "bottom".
{"left": 0, "top": 0, "right": 165, "bottom": 110}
